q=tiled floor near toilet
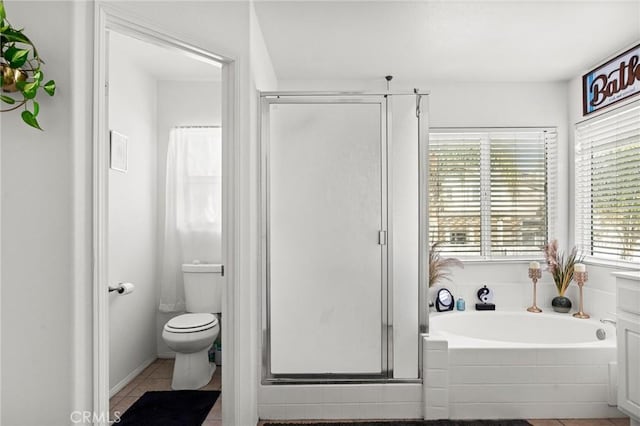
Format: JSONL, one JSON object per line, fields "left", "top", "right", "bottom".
{"left": 109, "top": 358, "right": 222, "bottom": 426}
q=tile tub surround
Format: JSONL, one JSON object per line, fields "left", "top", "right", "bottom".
{"left": 258, "top": 382, "right": 423, "bottom": 420}
{"left": 429, "top": 281, "right": 616, "bottom": 321}
{"left": 423, "top": 313, "right": 623, "bottom": 420}
{"left": 109, "top": 358, "right": 222, "bottom": 426}
{"left": 439, "top": 259, "right": 625, "bottom": 321}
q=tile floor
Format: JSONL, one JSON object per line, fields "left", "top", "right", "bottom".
{"left": 110, "top": 363, "right": 629, "bottom": 426}
{"left": 109, "top": 358, "right": 222, "bottom": 426}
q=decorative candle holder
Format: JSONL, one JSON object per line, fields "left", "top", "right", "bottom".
{"left": 573, "top": 271, "right": 590, "bottom": 319}
{"left": 527, "top": 268, "right": 542, "bottom": 313}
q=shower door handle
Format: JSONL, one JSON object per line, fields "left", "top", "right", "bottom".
{"left": 378, "top": 230, "right": 387, "bottom": 245}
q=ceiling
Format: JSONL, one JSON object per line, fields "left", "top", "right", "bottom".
{"left": 109, "top": 31, "right": 222, "bottom": 82}
{"left": 254, "top": 1, "right": 640, "bottom": 83}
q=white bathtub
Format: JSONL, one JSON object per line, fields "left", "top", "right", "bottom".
{"left": 430, "top": 311, "right": 616, "bottom": 347}
{"left": 423, "top": 311, "right": 621, "bottom": 420}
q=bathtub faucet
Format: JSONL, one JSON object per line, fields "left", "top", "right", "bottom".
{"left": 600, "top": 318, "right": 617, "bottom": 326}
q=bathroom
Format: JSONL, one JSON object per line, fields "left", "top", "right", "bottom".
{"left": 106, "top": 30, "right": 224, "bottom": 421}
{"left": 0, "top": 1, "right": 639, "bottom": 426}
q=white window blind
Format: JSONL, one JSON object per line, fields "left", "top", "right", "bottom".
{"left": 429, "top": 129, "right": 556, "bottom": 258}
{"left": 575, "top": 102, "right": 640, "bottom": 263}
{"left": 429, "top": 133, "right": 482, "bottom": 255}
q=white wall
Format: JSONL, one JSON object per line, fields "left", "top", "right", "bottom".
{"left": 155, "top": 80, "right": 222, "bottom": 357}
{"left": 250, "top": 2, "right": 278, "bottom": 417}
{"left": 247, "top": 5, "right": 279, "bottom": 419}
{"left": 107, "top": 33, "right": 159, "bottom": 393}
{"left": 1, "top": 2, "right": 75, "bottom": 425}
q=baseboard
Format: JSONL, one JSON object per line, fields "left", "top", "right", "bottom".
{"left": 157, "top": 352, "right": 176, "bottom": 359}
{"left": 109, "top": 356, "right": 156, "bottom": 398}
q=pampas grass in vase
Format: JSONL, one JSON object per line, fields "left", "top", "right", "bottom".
{"left": 429, "top": 242, "right": 464, "bottom": 288}
{"left": 542, "top": 239, "right": 584, "bottom": 313}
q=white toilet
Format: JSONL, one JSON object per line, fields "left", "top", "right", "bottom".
{"left": 162, "top": 263, "right": 222, "bottom": 390}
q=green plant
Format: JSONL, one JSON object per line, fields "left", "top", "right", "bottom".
{"left": 542, "top": 239, "right": 584, "bottom": 296}
{"left": 0, "top": 0, "right": 56, "bottom": 130}
{"left": 429, "top": 241, "right": 464, "bottom": 287}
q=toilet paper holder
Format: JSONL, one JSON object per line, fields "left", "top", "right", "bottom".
{"left": 108, "top": 282, "right": 134, "bottom": 294}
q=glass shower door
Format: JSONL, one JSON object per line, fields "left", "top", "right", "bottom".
{"left": 265, "top": 97, "right": 388, "bottom": 378}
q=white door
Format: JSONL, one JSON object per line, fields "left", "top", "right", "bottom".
{"left": 266, "top": 98, "right": 388, "bottom": 376}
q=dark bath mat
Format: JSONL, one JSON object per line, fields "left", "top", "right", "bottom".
{"left": 116, "top": 390, "right": 220, "bottom": 426}
{"left": 263, "top": 421, "right": 532, "bottom": 426}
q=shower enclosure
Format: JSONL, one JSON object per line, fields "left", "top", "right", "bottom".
{"left": 261, "top": 91, "right": 429, "bottom": 383}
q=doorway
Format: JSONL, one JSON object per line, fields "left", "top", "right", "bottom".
{"left": 93, "top": 7, "right": 234, "bottom": 425}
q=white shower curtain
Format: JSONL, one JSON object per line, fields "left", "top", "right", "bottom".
{"left": 159, "top": 127, "right": 222, "bottom": 312}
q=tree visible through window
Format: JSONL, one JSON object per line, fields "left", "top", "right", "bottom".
{"left": 429, "top": 129, "right": 556, "bottom": 258}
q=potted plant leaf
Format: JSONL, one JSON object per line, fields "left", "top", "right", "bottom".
{"left": 542, "top": 239, "right": 584, "bottom": 313}
{"left": 1, "top": 0, "right": 56, "bottom": 130}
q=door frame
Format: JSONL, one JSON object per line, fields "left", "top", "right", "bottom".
{"left": 92, "top": 4, "right": 237, "bottom": 424}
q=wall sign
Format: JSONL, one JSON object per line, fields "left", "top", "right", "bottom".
{"left": 583, "top": 43, "right": 640, "bottom": 116}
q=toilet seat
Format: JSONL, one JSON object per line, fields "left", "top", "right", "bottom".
{"left": 164, "top": 313, "right": 217, "bottom": 333}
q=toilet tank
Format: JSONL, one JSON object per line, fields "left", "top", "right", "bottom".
{"left": 182, "top": 263, "right": 223, "bottom": 313}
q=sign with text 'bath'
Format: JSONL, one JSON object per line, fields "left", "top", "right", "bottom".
{"left": 583, "top": 43, "right": 640, "bottom": 116}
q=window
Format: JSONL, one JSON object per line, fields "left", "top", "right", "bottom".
{"left": 167, "top": 126, "right": 222, "bottom": 233}
{"left": 575, "top": 102, "right": 640, "bottom": 263}
{"left": 429, "top": 129, "right": 556, "bottom": 258}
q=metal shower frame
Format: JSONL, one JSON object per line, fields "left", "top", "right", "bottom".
{"left": 259, "top": 90, "right": 430, "bottom": 384}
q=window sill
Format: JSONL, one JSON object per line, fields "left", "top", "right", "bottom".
{"left": 612, "top": 271, "right": 640, "bottom": 282}
{"left": 456, "top": 257, "right": 545, "bottom": 265}
{"left": 453, "top": 257, "right": 640, "bottom": 272}
{"left": 582, "top": 257, "right": 640, "bottom": 272}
